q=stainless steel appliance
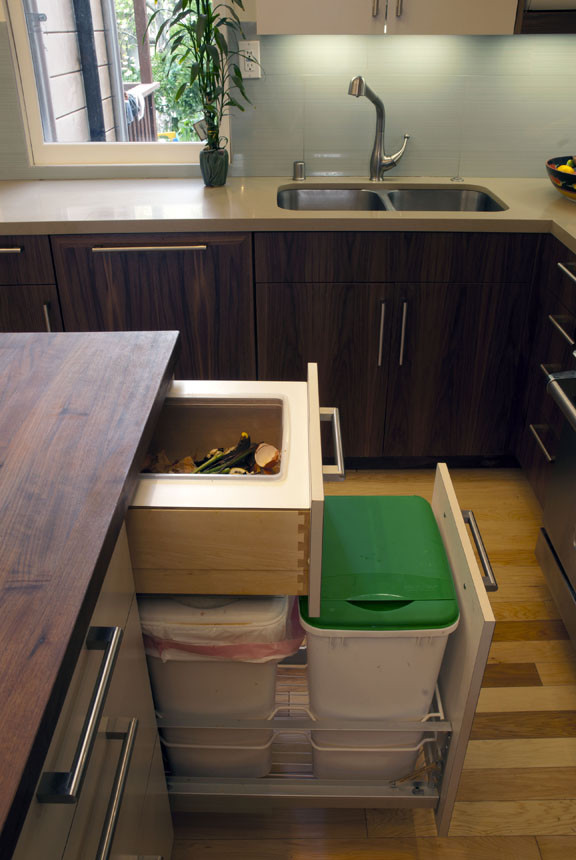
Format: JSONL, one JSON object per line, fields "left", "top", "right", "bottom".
{"left": 536, "top": 370, "right": 576, "bottom": 643}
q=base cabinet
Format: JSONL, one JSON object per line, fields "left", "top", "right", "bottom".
{"left": 13, "top": 527, "right": 173, "bottom": 860}
{"left": 516, "top": 237, "right": 576, "bottom": 504}
{"left": 255, "top": 232, "right": 535, "bottom": 459}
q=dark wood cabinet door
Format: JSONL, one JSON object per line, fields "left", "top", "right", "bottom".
{"left": 256, "top": 282, "right": 392, "bottom": 457}
{"left": 51, "top": 233, "right": 255, "bottom": 380}
{"left": 0, "top": 284, "right": 63, "bottom": 333}
{"left": 383, "top": 281, "right": 527, "bottom": 457}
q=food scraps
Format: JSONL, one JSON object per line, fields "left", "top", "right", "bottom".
{"left": 142, "top": 432, "right": 281, "bottom": 476}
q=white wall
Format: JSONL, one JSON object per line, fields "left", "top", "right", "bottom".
{"left": 230, "top": 34, "right": 576, "bottom": 179}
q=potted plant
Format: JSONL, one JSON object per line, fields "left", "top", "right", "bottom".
{"left": 149, "top": 0, "right": 252, "bottom": 187}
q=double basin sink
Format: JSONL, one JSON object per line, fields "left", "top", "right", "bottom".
{"left": 277, "top": 185, "right": 507, "bottom": 212}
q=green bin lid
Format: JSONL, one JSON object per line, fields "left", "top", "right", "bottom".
{"left": 300, "top": 496, "right": 459, "bottom": 632}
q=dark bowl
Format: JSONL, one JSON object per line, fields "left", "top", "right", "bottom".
{"left": 546, "top": 156, "right": 576, "bottom": 202}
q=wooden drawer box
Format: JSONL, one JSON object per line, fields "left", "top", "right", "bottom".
{"left": 127, "top": 366, "right": 326, "bottom": 615}
{"left": 0, "top": 236, "right": 55, "bottom": 285}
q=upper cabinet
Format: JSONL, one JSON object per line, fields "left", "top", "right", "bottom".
{"left": 256, "top": 0, "right": 519, "bottom": 35}
{"left": 519, "top": 0, "right": 576, "bottom": 33}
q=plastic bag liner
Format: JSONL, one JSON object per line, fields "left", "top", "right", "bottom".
{"left": 138, "top": 595, "right": 304, "bottom": 664}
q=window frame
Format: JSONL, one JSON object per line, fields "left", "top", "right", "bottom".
{"left": 4, "top": 0, "right": 225, "bottom": 166}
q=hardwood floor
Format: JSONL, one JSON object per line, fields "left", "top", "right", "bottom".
{"left": 171, "top": 468, "right": 576, "bottom": 860}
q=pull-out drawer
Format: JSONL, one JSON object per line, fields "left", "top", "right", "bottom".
{"left": 165, "top": 464, "right": 495, "bottom": 836}
{"left": 127, "top": 364, "right": 340, "bottom": 616}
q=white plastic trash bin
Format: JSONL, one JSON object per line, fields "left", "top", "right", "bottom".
{"left": 138, "top": 594, "right": 303, "bottom": 778}
{"left": 160, "top": 733, "right": 275, "bottom": 778}
{"left": 299, "top": 496, "right": 460, "bottom": 780}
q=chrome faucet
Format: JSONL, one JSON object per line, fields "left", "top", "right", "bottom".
{"left": 348, "top": 75, "right": 410, "bottom": 181}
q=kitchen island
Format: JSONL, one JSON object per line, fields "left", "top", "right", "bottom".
{"left": 0, "top": 331, "right": 178, "bottom": 857}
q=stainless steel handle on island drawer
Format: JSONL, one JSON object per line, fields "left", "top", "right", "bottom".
{"left": 91, "top": 245, "right": 207, "bottom": 253}
{"left": 548, "top": 314, "right": 575, "bottom": 347}
{"left": 37, "top": 626, "right": 123, "bottom": 804}
{"left": 558, "top": 261, "right": 576, "bottom": 286}
{"left": 461, "top": 510, "right": 498, "bottom": 592}
{"left": 320, "top": 407, "right": 345, "bottom": 481}
{"left": 95, "top": 718, "right": 139, "bottom": 860}
{"left": 0, "top": 247, "right": 22, "bottom": 254}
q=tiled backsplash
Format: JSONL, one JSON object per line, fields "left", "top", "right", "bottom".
{"left": 0, "top": 24, "right": 575, "bottom": 179}
{"left": 230, "top": 34, "right": 576, "bottom": 179}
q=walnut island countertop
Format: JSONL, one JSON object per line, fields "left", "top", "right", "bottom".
{"left": 0, "top": 331, "right": 179, "bottom": 858}
{"left": 0, "top": 176, "right": 576, "bottom": 252}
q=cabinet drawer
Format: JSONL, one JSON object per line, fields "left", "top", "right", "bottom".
{"left": 61, "top": 601, "right": 164, "bottom": 860}
{"left": 165, "top": 464, "right": 495, "bottom": 837}
{"left": 538, "top": 236, "right": 576, "bottom": 315}
{"left": 51, "top": 232, "right": 255, "bottom": 381}
{"left": 254, "top": 232, "right": 539, "bottom": 284}
{"left": 12, "top": 529, "right": 133, "bottom": 860}
{"left": 127, "top": 364, "right": 329, "bottom": 616}
{"left": 0, "top": 236, "right": 55, "bottom": 285}
{"left": 517, "top": 290, "right": 576, "bottom": 503}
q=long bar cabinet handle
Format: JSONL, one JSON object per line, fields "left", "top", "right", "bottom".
{"left": 37, "top": 626, "right": 123, "bottom": 804}
{"left": 0, "top": 247, "right": 22, "bottom": 254}
{"left": 95, "top": 718, "right": 139, "bottom": 860}
{"left": 396, "top": 0, "right": 403, "bottom": 16}
{"left": 91, "top": 245, "right": 207, "bottom": 253}
{"left": 528, "top": 423, "right": 555, "bottom": 464}
{"left": 461, "top": 510, "right": 498, "bottom": 592}
{"left": 398, "top": 301, "right": 408, "bottom": 366}
{"left": 320, "top": 406, "right": 345, "bottom": 481}
{"left": 547, "top": 373, "right": 576, "bottom": 434}
{"left": 377, "top": 301, "right": 386, "bottom": 367}
{"left": 548, "top": 314, "right": 575, "bottom": 347}
{"left": 558, "top": 261, "right": 576, "bottom": 286}
{"left": 42, "top": 302, "right": 52, "bottom": 333}
{"left": 372, "top": 0, "right": 380, "bottom": 16}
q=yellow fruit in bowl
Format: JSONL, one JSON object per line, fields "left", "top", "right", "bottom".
{"left": 557, "top": 164, "right": 576, "bottom": 174}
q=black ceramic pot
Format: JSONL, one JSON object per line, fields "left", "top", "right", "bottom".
{"left": 199, "top": 148, "right": 229, "bottom": 187}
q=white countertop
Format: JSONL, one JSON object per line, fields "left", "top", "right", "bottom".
{"left": 1, "top": 176, "right": 576, "bottom": 251}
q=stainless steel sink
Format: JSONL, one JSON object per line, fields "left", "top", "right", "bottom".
{"left": 277, "top": 188, "right": 386, "bottom": 211}
{"left": 384, "top": 188, "right": 506, "bottom": 212}
{"left": 277, "top": 185, "right": 506, "bottom": 212}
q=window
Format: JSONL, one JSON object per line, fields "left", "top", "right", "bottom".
{"left": 5, "top": 0, "right": 223, "bottom": 165}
